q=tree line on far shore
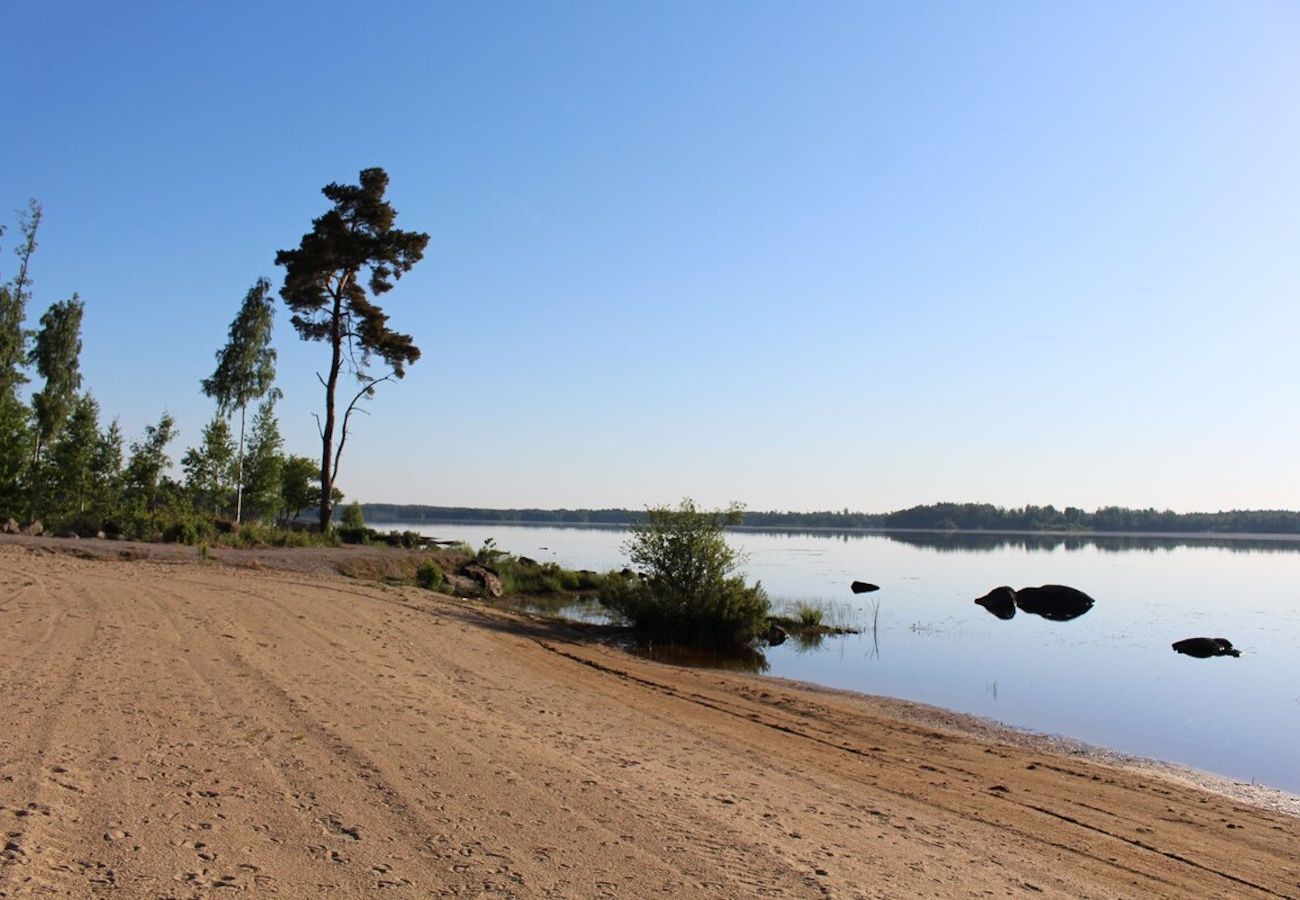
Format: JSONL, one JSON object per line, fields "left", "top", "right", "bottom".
{"left": 359, "top": 501, "right": 1300, "bottom": 536}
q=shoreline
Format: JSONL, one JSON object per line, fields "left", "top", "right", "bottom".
{"left": 765, "top": 672, "right": 1300, "bottom": 820}
{"left": 5, "top": 531, "right": 1297, "bottom": 812}
{"left": 2, "top": 537, "right": 1298, "bottom": 895}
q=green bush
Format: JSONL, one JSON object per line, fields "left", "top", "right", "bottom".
{"left": 480, "top": 557, "right": 609, "bottom": 596}
{"left": 159, "top": 512, "right": 215, "bottom": 545}
{"left": 476, "top": 537, "right": 504, "bottom": 565}
{"left": 232, "top": 522, "right": 333, "bottom": 548}
{"left": 341, "top": 501, "right": 366, "bottom": 530}
{"left": 415, "top": 560, "right": 444, "bottom": 590}
{"left": 381, "top": 529, "right": 426, "bottom": 548}
{"left": 58, "top": 514, "right": 104, "bottom": 538}
{"left": 496, "top": 559, "right": 565, "bottom": 595}
{"left": 335, "top": 526, "right": 372, "bottom": 545}
{"left": 601, "top": 499, "right": 769, "bottom": 647}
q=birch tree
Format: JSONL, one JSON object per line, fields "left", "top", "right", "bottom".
{"left": 201, "top": 277, "right": 277, "bottom": 523}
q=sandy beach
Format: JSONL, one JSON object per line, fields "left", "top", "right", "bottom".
{"left": 0, "top": 538, "right": 1296, "bottom": 898}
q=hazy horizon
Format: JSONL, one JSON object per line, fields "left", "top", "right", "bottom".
{"left": 356, "top": 498, "right": 1300, "bottom": 518}
{"left": 6, "top": 2, "right": 1298, "bottom": 514}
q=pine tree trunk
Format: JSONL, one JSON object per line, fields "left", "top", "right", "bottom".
{"left": 319, "top": 286, "right": 344, "bottom": 533}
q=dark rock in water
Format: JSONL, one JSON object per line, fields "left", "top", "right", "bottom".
{"left": 1173, "top": 637, "right": 1241, "bottom": 658}
{"left": 973, "top": 584, "right": 1094, "bottom": 621}
{"left": 850, "top": 581, "right": 879, "bottom": 594}
{"left": 974, "top": 586, "right": 1017, "bottom": 620}
{"left": 463, "top": 564, "right": 504, "bottom": 598}
{"left": 1013, "top": 584, "right": 1094, "bottom": 621}
{"left": 766, "top": 623, "right": 788, "bottom": 647}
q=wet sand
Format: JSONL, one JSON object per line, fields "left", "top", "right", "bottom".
{"left": 1, "top": 540, "right": 1297, "bottom": 898}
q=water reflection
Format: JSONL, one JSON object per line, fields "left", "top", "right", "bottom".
{"left": 973, "top": 585, "right": 1095, "bottom": 622}
{"left": 505, "top": 594, "right": 612, "bottom": 625}
{"left": 396, "top": 521, "right": 1300, "bottom": 792}
{"left": 625, "top": 640, "right": 769, "bottom": 673}
{"left": 790, "top": 631, "right": 826, "bottom": 652}
{"left": 724, "top": 527, "right": 1300, "bottom": 555}
{"left": 898, "top": 531, "right": 1300, "bottom": 554}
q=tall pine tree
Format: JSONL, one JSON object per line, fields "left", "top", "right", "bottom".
{"left": 275, "top": 168, "right": 428, "bottom": 531}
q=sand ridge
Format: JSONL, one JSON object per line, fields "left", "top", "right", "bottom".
{"left": 0, "top": 541, "right": 1297, "bottom": 898}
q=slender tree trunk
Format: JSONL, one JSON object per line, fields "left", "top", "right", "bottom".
{"left": 28, "top": 436, "right": 44, "bottom": 523}
{"left": 319, "top": 284, "right": 345, "bottom": 533}
{"left": 235, "top": 403, "right": 246, "bottom": 524}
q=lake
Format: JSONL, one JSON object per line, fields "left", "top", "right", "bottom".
{"left": 389, "top": 522, "right": 1300, "bottom": 793}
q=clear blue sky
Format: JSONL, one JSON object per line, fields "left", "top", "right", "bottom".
{"left": 4, "top": 2, "right": 1298, "bottom": 513}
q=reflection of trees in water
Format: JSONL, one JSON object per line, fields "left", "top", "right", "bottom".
{"left": 885, "top": 531, "right": 1300, "bottom": 554}
{"left": 730, "top": 527, "right": 1300, "bottom": 555}
{"left": 791, "top": 632, "right": 826, "bottom": 652}
{"left": 726, "top": 527, "right": 879, "bottom": 543}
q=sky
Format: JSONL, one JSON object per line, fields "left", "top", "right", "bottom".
{"left": 3, "top": 1, "right": 1299, "bottom": 514}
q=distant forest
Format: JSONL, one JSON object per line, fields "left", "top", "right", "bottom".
{"left": 360, "top": 502, "right": 1300, "bottom": 535}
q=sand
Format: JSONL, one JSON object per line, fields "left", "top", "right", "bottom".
{"left": 0, "top": 538, "right": 1297, "bottom": 898}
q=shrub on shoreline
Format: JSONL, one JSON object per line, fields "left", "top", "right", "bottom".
{"left": 601, "top": 499, "right": 769, "bottom": 647}
{"left": 415, "top": 560, "right": 444, "bottom": 590}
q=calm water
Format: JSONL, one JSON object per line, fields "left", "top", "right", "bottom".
{"left": 396, "top": 523, "right": 1300, "bottom": 792}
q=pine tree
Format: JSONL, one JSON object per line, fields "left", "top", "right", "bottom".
{"left": 275, "top": 168, "right": 428, "bottom": 531}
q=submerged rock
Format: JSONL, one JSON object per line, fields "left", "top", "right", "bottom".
{"left": 974, "top": 586, "right": 1017, "bottom": 620}
{"left": 1013, "top": 585, "right": 1095, "bottom": 621}
{"left": 1172, "top": 637, "right": 1241, "bottom": 658}
{"left": 972, "top": 584, "right": 1094, "bottom": 622}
